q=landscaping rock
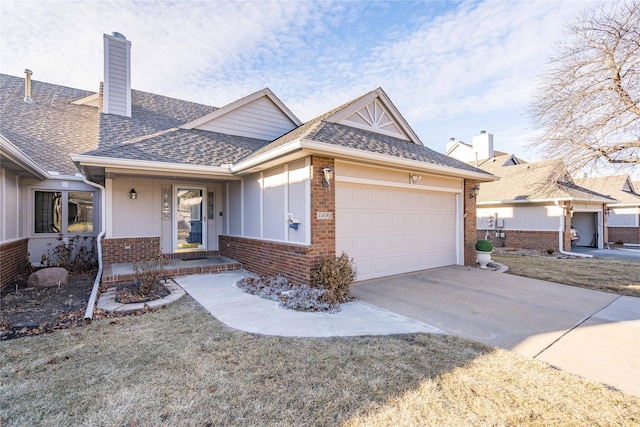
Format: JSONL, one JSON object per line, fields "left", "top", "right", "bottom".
{"left": 27, "top": 267, "right": 69, "bottom": 288}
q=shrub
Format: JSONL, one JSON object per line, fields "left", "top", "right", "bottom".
{"left": 236, "top": 275, "right": 336, "bottom": 312}
{"left": 312, "top": 252, "right": 357, "bottom": 305}
{"left": 475, "top": 240, "right": 493, "bottom": 252}
{"left": 40, "top": 234, "right": 97, "bottom": 273}
{"left": 132, "top": 251, "right": 169, "bottom": 296}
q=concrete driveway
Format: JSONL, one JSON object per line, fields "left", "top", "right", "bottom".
{"left": 351, "top": 266, "right": 640, "bottom": 397}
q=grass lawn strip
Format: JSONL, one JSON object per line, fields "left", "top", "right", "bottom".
{"left": 493, "top": 254, "right": 640, "bottom": 297}
{"left": 2, "top": 296, "right": 638, "bottom": 426}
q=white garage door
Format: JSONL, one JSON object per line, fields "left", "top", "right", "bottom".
{"left": 336, "top": 183, "right": 458, "bottom": 281}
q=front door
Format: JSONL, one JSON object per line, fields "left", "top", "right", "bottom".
{"left": 175, "top": 187, "right": 206, "bottom": 252}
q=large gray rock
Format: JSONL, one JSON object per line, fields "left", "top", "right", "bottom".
{"left": 27, "top": 267, "right": 69, "bottom": 288}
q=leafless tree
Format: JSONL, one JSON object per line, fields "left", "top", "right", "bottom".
{"left": 530, "top": 0, "right": 639, "bottom": 175}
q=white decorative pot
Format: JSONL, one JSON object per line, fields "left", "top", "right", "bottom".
{"left": 476, "top": 251, "right": 492, "bottom": 269}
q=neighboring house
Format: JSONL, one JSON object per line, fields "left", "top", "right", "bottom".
{"left": 576, "top": 175, "right": 640, "bottom": 244}
{"left": 446, "top": 131, "right": 614, "bottom": 252}
{"left": 0, "top": 32, "right": 494, "bottom": 288}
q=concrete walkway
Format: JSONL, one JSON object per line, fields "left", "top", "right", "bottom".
{"left": 175, "top": 272, "right": 442, "bottom": 337}
{"left": 174, "top": 267, "right": 640, "bottom": 397}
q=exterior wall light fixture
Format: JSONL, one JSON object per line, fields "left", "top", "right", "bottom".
{"left": 322, "top": 166, "right": 333, "bottom": 187}
{"left": 470, "top": 185, "right": 480, "bottom": 198}
{"left": 129, "top": 188, "right": 137, "bottom": 199}
{"left": 606, "top": 207, "right": 612, "bottom": 217}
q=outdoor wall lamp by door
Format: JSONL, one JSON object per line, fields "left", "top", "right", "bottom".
{"left": 129, "top": 188, "right": 137, "bottom": 199}
{"left": 322, "top": 166, "right": 333, "bottom": 187}
{"left": 470, "top": 185, "right": 480, "bottom": 198}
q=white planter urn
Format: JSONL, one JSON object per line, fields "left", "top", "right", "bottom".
{"left": 476, "top": 251, "right": 492, "bottom": 269}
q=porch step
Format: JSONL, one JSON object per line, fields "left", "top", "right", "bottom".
{"left": 101, "top": 256, "right": 242, "bottom": 287}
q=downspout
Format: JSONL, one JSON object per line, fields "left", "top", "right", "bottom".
{"left": 81, "top": 174, "right": 106, "bottom": 320}
{"left": 555, "top": 201, "right": 592, "bottom": 258}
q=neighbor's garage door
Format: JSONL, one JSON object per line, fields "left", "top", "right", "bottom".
{"left": 336, "top": 183, "right": 457, "bottom": 281}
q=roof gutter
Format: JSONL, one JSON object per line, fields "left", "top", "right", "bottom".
{"left": 70, "top": 154, "right": 233, "bottom": 177}
{"left": 232, "top": 138, "right": 497, "bottom": 182}
{"left": 80, "top": 173, "right": 106, "bottom": 320}
{"left": 1, "top": 135, "right": 49, "bottom": 180}
{"left": 477, "top": 196, "right": 615, "bottom": 205}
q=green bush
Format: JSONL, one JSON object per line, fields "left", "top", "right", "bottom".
{"left": 475, "top": 240, "right": 493, "bottom": 252}
{"left": 132, "top": 251, "right": 169, "bottom": 296}
{"left": 311, "top": 252, "right": 357, "bottom": 305}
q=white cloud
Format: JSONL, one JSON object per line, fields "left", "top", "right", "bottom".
{"left": 0, "top": 0, "right": 595, "bottom": 157}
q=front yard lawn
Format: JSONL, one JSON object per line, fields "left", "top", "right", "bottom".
{"left": 1, "top": 296, "right": 638, "bottom": 426}
{"left": 492, "top": 254, "right": 640, "bottom": 297}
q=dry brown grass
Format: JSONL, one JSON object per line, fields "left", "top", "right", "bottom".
{"left": 2, "top": 296, "right": 638, "bottom": 426}
{"left": 493, "top": 254, "right": 640, "bottom": 297}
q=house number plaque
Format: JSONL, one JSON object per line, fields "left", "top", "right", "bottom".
{"left": 317, "top": 212, "right": 333, "bottom": 220}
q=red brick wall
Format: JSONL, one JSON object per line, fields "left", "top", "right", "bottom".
{"left": 477, "top": 230, "right": 559, "bottom": 252}
{"left": 608, "top": 227, "right": 640, "bottom": 244}
{"left": 464, "top": 180, "right": 478, "bottom": 266}
{"left": 102, "top": 237, "right": 160, "bottom": 265}
{"left": 220, "top": 156, "right": 337, "bottom": 285}
{"left": 219, "top": 235, "right": 313, "bottom": 284}
{"left": 309, "top": 156, "right": 336, "bottom": 262}
{"left": 0, "top": 238, "right": 28, "bottom": 289}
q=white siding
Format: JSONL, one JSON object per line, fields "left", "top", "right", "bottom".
{"left": 243, "top": 173, "right": 261, "bottom": 238}
{"left": 228, "top": 181, "right": 242, "bottom": 235}
{"left": 477, "top": 205, "right": 561, "bottom": 231}
{"left": 262, "top": 166, "right": 285, "bottom": 240}
{"left": 103, "top": 34, "right": 131, "bottom": 117}
{"left": 109, "top": 177, "right": 158, "bottom": 238}
{"left": 608, "top": 207, "right": 639, "bottom": 227}
{"left": 195, "top": 97, "right": 296, "bottom": 140}
{"left": 287, "top": 159, "right": 308, "bottom": 244}
{"left": 0, "top": 167, "right": 22, "bottom": 242}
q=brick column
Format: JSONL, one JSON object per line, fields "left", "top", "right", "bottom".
{"left": 310, "top": 156, "right": 336, "bottom": 261}
{"left": 464, "top": 180, "right": 478, "bottom": 266}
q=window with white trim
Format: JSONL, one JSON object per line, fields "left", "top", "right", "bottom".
{"left": 34, "top": 190, "right": 94, "bottom": 234}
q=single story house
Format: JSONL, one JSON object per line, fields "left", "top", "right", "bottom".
{"left": 0, "top": 32, "right": 494, "bottom": 289}
{"left": 576, "top": 175, "right": 640, "bottom": 244}
{"left": 446, "top": 131, "right": 614, "bottom": 252}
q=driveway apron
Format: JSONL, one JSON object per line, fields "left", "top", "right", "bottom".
{"left": 351, "top": 265, "right": 640, "bottom": 397}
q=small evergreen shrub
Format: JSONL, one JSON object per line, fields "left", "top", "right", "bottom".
{"left": 475, "top": 240, "right": 493, "bottom": 252}
{"left": 132, "top": 251, "right": 169, "bottom": 296}
{"left": 312, "top": 252, "right": 357, "bottom": 305}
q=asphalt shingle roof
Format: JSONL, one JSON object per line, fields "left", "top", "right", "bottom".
{"left": 575, "top": 175, "right": 640, "bottom": 206}
{"left": 85, "top": 128, "right": 267, "bottom": 166}
{"left": 476, "top": 158, "right": 614, "bottom": 202}
{"left": 2, "top": 73, "right": 492, "bottom": 179}
{"left": 0, "top": 74, "right": 98, "bottom": 175}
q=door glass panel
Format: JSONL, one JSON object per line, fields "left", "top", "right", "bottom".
{"left": 177, "top": 189, "right": 203, "bottom": 250}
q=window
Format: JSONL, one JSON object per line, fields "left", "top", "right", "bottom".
{"left": 34, "top": 190, "right": 94, "bottom": 234}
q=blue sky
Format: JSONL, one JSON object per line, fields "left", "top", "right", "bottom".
{"left": 1, "top": 1, "right": 595, "bottom": 161}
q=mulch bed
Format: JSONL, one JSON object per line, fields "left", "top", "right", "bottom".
{"left": 0, "top": 274, "right": 167, "bottom": 340}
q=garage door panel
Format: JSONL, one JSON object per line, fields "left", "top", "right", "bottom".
{"left": 337, "top": 183, "right": 458, "bottom": 281}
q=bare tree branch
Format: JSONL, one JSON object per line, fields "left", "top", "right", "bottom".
{"left": 529, "top": 0, "right": 640, "bottom": 174}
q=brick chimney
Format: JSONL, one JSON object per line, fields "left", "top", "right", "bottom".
{"left": 103, "top": 32, "right": 131, "bottom": 117}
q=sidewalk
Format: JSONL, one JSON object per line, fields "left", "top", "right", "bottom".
{"left": 174, "top": 271, "right": 442, "bottom": 337}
